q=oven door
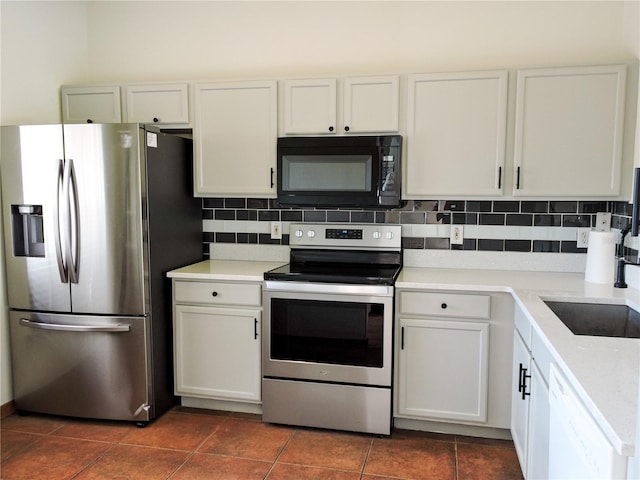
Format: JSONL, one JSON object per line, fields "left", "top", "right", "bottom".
{"left": 262, "top": 282, "right": 393, "bottom": 387}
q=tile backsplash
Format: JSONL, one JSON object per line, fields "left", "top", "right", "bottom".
{"left": 202, "top": 198, "right": 636, "bottom": 259}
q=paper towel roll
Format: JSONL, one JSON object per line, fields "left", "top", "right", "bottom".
{"left": 584, "top": 231, "right": 616, "bottom": 284}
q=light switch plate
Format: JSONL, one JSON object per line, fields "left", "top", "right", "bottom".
{"left": 450, "top": 225, "right": 464, "bottom": 245}
{"left": 270, "top": 221, "right": 282, "bottom": 240}
{"left": 595, "top": 212, "right": 612, "bottom": 232}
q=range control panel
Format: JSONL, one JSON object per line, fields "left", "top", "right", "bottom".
{"left": 289, "top": 223, "right": 402, "bottom": 251}
{"left": 325, "top": 228, "right": 363, "bottom": 240}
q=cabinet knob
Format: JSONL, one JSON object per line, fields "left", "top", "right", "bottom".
{"left": 211, "top": 291, "right": 218, "bottom": 297}
{"left": 153, "top": 117, "right": 159, "bottom": 123}
{"left": 86, "top": 119, "right": 93, "bottom": 124}
{"left": 344, "top": 126, "right": 350, "bottom": 132}
{"left": 441, "top": 303, "right": 447, "bottom": 309}
{"left": 328, "top": 126, "right": 334, "bottom": 132}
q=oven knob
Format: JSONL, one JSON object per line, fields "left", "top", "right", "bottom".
{"left": 307, "top": 230, "right": 316, "bottom": 238}
{"left": 372, "top": 231, "right": 382, "bottom": 239}
{"left": 295, "top": 229, "right": 304, "bottom": 238}
{"left": 386, "top": 231, "right": 395, "bottom": 240}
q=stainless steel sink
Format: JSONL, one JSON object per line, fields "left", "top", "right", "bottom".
{"left": 544, "top": 301, "right": 640, "bottom": 338}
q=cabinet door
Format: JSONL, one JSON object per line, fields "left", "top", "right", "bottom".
{"left": 174, "top": 304, "right": 261, "bottom": 402}
{"left": 511, "top": 330, "right": 531, "bottom": 475}
{"left": 397, "top": 317, "right": 489, "bottom": 422}
{"left": 125, "top": 83, "right": 189, "bottom": 124}
{"left": 513, "top": 64, "right": 626, "bottom": 196}
{"left": 343, "top": 75, "right": 399, "bottom": 133}
{"left": 194, "top": 81, "right": 277, "bottom": 197}
{"left": 283, "top": 78, "right": 337, "bottom": 134}
{"left": 61, "top": 86, "right": 122, "bottom": 124}
{"left": 405, "top": 71, "right": 508, "bottom": 197}
{"left": 526, "top": 361, "right": 550, "bottom": 480}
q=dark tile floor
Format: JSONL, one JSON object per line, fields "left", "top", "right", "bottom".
{"left": 1, "top": 407, "right": 524, "bottom": 479}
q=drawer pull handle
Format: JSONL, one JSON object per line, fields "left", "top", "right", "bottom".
{"left": 441, "top": 303, "right": 447, "bottom": 309}
{"left": 211, "top": 291, "right": 218, "bottom": 297}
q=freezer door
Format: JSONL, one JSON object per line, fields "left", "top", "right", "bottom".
{"left": 1, "top": 125, "right": 72, "bottom": 312}
{"left": 62, "top": 124, "right": 147, "bottom": 315}
{"left": 9, "top": 310, "right": 152, "bottom": 422}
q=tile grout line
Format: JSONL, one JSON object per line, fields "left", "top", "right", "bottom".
{"left": 359, "top": 436, "right": 375, "bottom": 479}
{"left": 68, "top": 442, "right": 119, "bottom": 480}
{"left": 454, "top": 440, "right": 460, "bottom": 480}
{"left": 166, "top": 413, "right": 232, "bottom": 479}
{"left": 262, "top": 425, "right": 298, "bottom": 479}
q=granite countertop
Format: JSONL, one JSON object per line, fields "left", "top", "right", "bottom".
{"left": 397, "top": 267, "right": 640, "bottom": 457}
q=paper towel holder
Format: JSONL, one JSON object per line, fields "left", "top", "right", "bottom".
{"left": 631, "top": 167, "right": 640, "bottom": 237}
{"left": 614, "top": 227, "right": 631, "bottom": 288}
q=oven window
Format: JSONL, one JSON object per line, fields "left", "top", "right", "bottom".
{"left": 270, "top": 298, "right": 384, "bottom": 368}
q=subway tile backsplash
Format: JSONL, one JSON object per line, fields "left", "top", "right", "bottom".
{"left": 201, "top": 198, "right": 635, "bottom": 259}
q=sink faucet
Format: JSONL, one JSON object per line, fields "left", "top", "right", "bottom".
{"left": 614, "top": 227, "right": 631, "bottom": 289}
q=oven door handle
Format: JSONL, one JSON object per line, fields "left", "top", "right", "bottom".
{"left": 264, "top": 281, "right": 393, "bottom": 296}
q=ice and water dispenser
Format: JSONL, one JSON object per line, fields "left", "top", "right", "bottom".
{"left": 11, "top": 204, "right": 44, "bottom": 257}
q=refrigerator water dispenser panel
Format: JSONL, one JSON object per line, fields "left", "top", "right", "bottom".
{"left": 11, "top": 204, "right": 44, "bottom": 257}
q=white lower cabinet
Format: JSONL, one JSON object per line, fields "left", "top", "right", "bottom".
{"left": 527, "top": 361, "right": 550, "bottom": 480}
{"left": 172, "top": 280, "right": 262, "bottom": 403}
{"left": 395, "top": 289, "right": 514, "bottom": 431}
{"left": 511, "top": 305, "right": 551, "bottom": 479}
{"left": 511, "top": 329, "right": 532, "bottom": 472}
{"left": 398, "top": 317, "right": 489, "bottom": 422}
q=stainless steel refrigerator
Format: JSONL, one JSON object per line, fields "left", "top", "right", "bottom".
{"left": 1, "top": 123, "right": 202, "bottom": 424}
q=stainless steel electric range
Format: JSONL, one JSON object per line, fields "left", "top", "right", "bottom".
{"left": 262, "top": 223, "right": 402, "bottom": 435}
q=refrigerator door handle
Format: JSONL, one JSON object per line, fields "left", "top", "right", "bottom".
{"left": 66, "top": 158, "right": 80, "bottom": 283}
{"left": 19, "top": 318, "right": 131, "bottom": 333}
{"left": 55, "top": 159, "right": 69, "bottom": 283}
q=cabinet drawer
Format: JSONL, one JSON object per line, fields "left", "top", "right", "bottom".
{"left": 399, "top": 291, "right": 490, "bottom": 319}
{"left": 174, "top": 281, "right": 261, "bottom": 306}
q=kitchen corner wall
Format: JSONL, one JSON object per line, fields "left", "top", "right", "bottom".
{"left": 202, "top": 198, "right": 637, "bottom": 262}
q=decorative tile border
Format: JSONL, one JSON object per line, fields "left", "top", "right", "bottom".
{"left": 201, "top": 198, "right": 636, "bottom": 259}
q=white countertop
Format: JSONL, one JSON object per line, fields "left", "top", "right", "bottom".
{"left": 398, "top": 267, "right": 640, "bottom": 457}
{"left": 167, "top": 259, "right": 285, "bottom": 282}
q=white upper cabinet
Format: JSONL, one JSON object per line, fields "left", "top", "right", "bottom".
{"left": 405, "top": 70, "right": 508, "bottom": 198}
{"left": 61, "top": 85, "right": 122, "bottom": 124}
{"left": 125, "top": 83, "right": 189, "bottom": 124}
{"left": 283, "top": 78, "right": 337, "bottom": 134}
{"left": 193, "top": 80, "right": 278, "bottom": 197}
{"left": 513, "top": 64, "right": 626, "bottom": 197}
{"left": 343, "top": 75, "right": 400, "bottom": 133}
{"left": 282, "top": 75, "right": 399, "bottom": 135}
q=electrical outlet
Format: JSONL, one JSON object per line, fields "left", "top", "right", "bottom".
{"left": 270, "top": 221, "right": 282, "bottom": 240}
{"left": 577, "top": 228, "right": 590, "bottom": 248}
{"left": 450, "top": 225, "right": 464, "bottom": 245}
{"left": 595, "top": 212, "right": 612, "bottom": 232}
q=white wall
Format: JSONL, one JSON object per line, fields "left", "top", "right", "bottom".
{"left": 0, "top": 1, "right": 89, "bottom": 125}
{"left": 0, "top": 0, "right": 638, "bottom": 408}
{"left": 0, "top": 1, "right": 89, "bottom": 405}
{"left": 84, "top": 1, "right": 635, "bottom": 82}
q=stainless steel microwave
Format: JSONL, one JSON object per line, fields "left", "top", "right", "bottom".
{"left": 276, "top": 135, "right": 402, "bottom": 208}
